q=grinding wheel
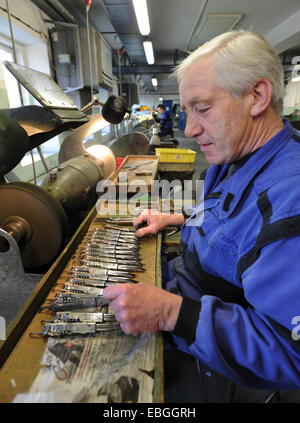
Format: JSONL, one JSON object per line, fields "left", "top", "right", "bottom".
{"left": 0, "top": 182, "right": 69, "bottom": 268}
{"left": 58, "top": 114, "right": 114, "bottom": 163}
{"left": 108, "top": 132, "right": 150, "bottom": 158}
{"left": 58, "top": 114, "right": 117, "bottom": 178}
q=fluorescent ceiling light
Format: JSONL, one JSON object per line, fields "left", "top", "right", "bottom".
{"left": 132, "top": 0, "right": 150, "bottom": 36}
{"left": 143, "top": 40, "right": 154, "bottom": 65}
{"left": 151, "top": 77, "right": 157, "bottom": 86}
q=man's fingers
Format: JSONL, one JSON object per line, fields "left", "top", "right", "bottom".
{"left": 136, "top": 223, "right": 159, "bottom": 238}
{"left": 133, "top": 215, "right": 145, "bottom": 227}
{"left": 120, "top": 322, "right": 139, "bottom": 337}
{"left": 133, "top": 209, "right": 150, "bottom": 227}
{"left": 102, "top": 284, "right": 124, "bottom": 300}
{"left": 135, "top": 226, "right": 149, "bottom": 237}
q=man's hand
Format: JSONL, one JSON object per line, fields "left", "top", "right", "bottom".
{"left": 102, "top": 282, "right": 182, "bottom": 336}
{"left": 133, "top": 210, "right": 184, "bottom": 238}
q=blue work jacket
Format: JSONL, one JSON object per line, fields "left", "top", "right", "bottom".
{"left": 158, "top": 110, "right": 172, "bottom": 136}
{"left": 164, "top": 119, "right": 300, "bottom": 390}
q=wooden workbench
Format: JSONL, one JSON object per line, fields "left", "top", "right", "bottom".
{"left": 111, "top": 155, "right": 159, "bottom": 193}
{"left": 0, "top": 158, "right": 164, "bottom": 404}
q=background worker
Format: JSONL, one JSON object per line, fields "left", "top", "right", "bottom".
{"left": 155, "top": 104, "right": 173, "bottom": 137}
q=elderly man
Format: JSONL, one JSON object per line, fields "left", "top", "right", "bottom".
{"left": 103, "top": 31, "right": 300, "bottom": 401}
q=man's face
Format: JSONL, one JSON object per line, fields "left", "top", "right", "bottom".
{"left": 179, "top": 56, "right": 253, "bottom": 164}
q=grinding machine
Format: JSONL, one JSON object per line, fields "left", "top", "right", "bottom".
{"left": 0, "top": 62, "right": 149, "bottom": 324}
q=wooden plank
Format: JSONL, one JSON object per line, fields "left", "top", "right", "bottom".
{"left": 110, "top": 155, "right": 159, "bottom": 192}
{"left": 153, "top": 232, "right": 164, "bottom": 403}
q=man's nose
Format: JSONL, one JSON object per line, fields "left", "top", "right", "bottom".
{"left": 184, "top": 114, "right": 204, "bottom": 138}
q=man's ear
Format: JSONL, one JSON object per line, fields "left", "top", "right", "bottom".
{"left": 250, "top": 78, "right": 273, "bottom": 117}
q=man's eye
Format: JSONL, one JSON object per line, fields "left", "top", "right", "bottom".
{"left": 195, "top": 107, "right": 209, "bottom": 114}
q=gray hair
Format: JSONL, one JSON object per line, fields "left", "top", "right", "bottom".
{"left": 174, "top": 30, "right": 285, "bottom": 115}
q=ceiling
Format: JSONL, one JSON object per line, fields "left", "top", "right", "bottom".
{"left": 31, "top": 0, "right": 300, "bottom": 94}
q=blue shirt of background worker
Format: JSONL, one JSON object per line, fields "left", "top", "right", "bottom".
{"left": 156, "top": 104, "right": 173, "bottom": 137}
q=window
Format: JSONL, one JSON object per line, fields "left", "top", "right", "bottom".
{"left": 0, "top": 46, "right": 22, "bottom": 108}
{"left": 20, "top": 137, "right": 61, "bottom": 167}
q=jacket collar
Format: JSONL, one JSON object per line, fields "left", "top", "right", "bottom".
{"left": 204, "top": 119, "right": 293, "bottom": 218}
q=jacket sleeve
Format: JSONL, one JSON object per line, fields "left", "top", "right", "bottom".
{"left": 171, "top": 235, "right": 300, "bottom": 390}
{"left": 159, "top": 111, "right": 171, "bottom": 125}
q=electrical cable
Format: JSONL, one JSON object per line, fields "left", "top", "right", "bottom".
{"left": 86, "top": 5, "right": 94, "bottom": 102}
{"left": 29, "top": 150, "right": 37, "bottom": 185}
{"left": 5, "top": 0, "right": 22, "bottom": 104}
{"left": 119, "top": 53, "right": 122, "bottom": 96}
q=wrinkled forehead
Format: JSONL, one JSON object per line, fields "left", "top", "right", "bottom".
{"left": 179, "top": 58, "right": 218, "bottom": 104}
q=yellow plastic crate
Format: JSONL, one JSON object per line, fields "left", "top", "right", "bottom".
{"left": 155, "top": 148, "right": 196, "bottom": 163}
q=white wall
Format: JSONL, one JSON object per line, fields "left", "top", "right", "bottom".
{"left": 23, "top": 44, "right": 51, "bottom": 75}
{"left": 0, "top": 0, "right": 48, "bottom": 44}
